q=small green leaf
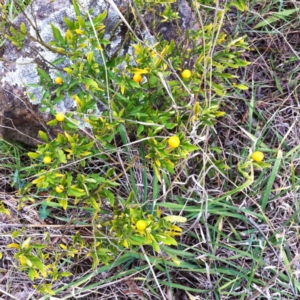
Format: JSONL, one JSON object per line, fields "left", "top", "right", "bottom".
{"left": 64, "top": 17, "right": 74, "bottom": 30}
{"left": 37, "top": 68, "right": 51, "bottom": 83}
{"left": 12, "top": 231, "right": 20, "bottom": 238}
{"left": 51, "top": 23, "right": 64, "bottom": 45}
{"left": 128, "top": 235, "right": 148, "bottom": 245}
{"left": 27, "top": 255, "right": 47, "bottom": 277}
{"left": 229, "top": 0, "right": 247, "bottom": 12}
{"left": 99, "top": 39, "right": 110, "bottom": 45}
{"left": 22, "top": 237, "right": 31, "bottom": 249}
{"left": 103, "top": 190, "right": 114, "bottom": 207}
{"left": 155, "top": 234, "right": 177, "bottom": 246}
{"left": 64, "top": 67, "right": 74, "bottom": 74}
{"left": 72, "top": 0, "right": 81, "bottom": 16}
{"left": 58, "top": 198, "right": 68, "bottom": 210}
{"left": 82, "top": 77, "right": 102, "bottom": 90}
{"left": 7, "top": 243, "right": 21, "bottom": 249}
{"left": 234, "top": 84, "right": 248, "bottom": 90}
{"left": 20, "top": 22, "right": 27, "bottom": 35}
{"left": 128, "top": 80, "right": 141, "bottom": 88}
{"left": 47, "top": 119, "right": 58, "bottom": 126}
{"left": 77, "top": 16, "right": 86, "bottom": 28}
{"left": 28, "top": 268, "right": 35, "bottom": 281}
{"left": 153, "top": 165, "right": 161, "bottom": 183}
{"left": 22, "top": 255, "right": 33, "bottom": 267}
{"left": 67, "top": 186, "right": 86, "bottom": 197}
{"left": 89, "top": 197, "right": 100, "bottom": 211}
{"left": 163, "top": 215, "right": 187, "bottom": 223}
{"left": 137, "top": 125, "right": 144, "bottom": 135}
{"left": 38, "top": 131, "right": 49, "bottom": 142}
{"left": 39, "top": 204, "right": 50, "bottom": 220}
{"left": 86, "top": 51, "right": 93, "bottom": 64}
{"left": 181, "top": 142, "right": 199, "bottom": 152}
{"left": 0, "top": 201, "right": 10, "bottom": 215}
{"left": 57, "top": 148, "right": 67, "bottom": 163}
{"left": 60, "top": 272, "right": 72, "bottom": 277}
{"left": 93, "top": 11, "right": 107, "bottom": 24}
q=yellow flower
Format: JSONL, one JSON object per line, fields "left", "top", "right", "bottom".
{"left": 252, "top": 151, "right": 264, "bottom": 162}
{"left": 181, "top": 69, "right": 192, "bottom": 79}
{"left": 136, "top": 220, "right": 147, "bottom": 231}
{"left": 168, "top": 136, "right": 180, "bottom": 149}
{"left": 55, "top": 185, "right": 64, "bottom": 194}
{"left": 55, "top": 77, "right": 63, "bottom": 85}
{"left": 55, "top": 113, "right": 65, "bottom": 122}
{"left": 43, "top": 156, "right": 52, "bottom": 164}
{"left": 75, "top": 29, "right": 84, "bottom": 35}
{"left": 133, "top": 74, "right": 142, "bottom": 83}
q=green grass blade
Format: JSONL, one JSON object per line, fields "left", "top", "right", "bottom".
{"left": 260, "top": 150, "right": 282, "bottom": 211}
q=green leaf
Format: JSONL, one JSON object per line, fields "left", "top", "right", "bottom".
{"left": 152, "top": 240, "right": 160, "bottom": 253}
{"left": 0, "top": 202, "right": 10, "bottom": 216}
{"left": 234, "top": 84, "right": 248, "bottom": 90}
{"left": 128, "top": 235, "right": 148, "bottom": 245}
{"left": 64, "top": 67, "right": 74, "bottom": 74}
{"left": 89, "top": 197, "right": 100, "bottom": 211}
{"left": 155, "top": 234, "right": 177, "bottom": 246}
{"left": 229, "top": 0, "right": 247, "bottom": 12}
{"left": 39, "top": 204, "right": 50, "bottom": 220}
{"left": 137, "top": 125, "right": 144, "bottom": 135}
{"left": 232, "top": 58, "right": 251, "bottom": 67}
{"left": 181, "top": 143, "right": 199, "bottom": 152}
{"left": 22, "top": 237, "right": 31, "bottom": 249}
{"left": 11, "top": 231, "right": 20, "bottom": 238}
{"left": 82, "top": 77, "right": 102, "bottom": 90}
{"left": 153, "top": 165, "right": 161, "bottom": 183}
{"left": 53, "top": 95, "right": 65, "bottom": 104}
{"left": 77, "top": 16, "right": 86, "bottom": 28}
{"left": 38, "top": 131, "right": 49, "bottom": 142}
{"left": 67, "top": 186, "right": 86, "bottom": 197}
{"left": 47, "top": 119, "right": 58, "bottom": 126}
{"left": 103, "top": 189, "right": 114, "bottom": 207}
{"left": 163, "top": 215, "right": 187, "bottom": 223}
{"left": 7, "top": 243, "right": 21, "bottom": 249}
{"left": 28, "top": 268, "right": 35, "bottom": 281}
{"left": 57, "top": 148, "right": 67, "bottom": 163}
{"left": 64, "top": 17, "right": 75, "bottom": 30}
{"left": 99, "top": 39, "right": 110, "bottom": 45}
{"left": 20, "top": 22, "right": 27, "bottom": 35}
{"left": 93, "top": 11, "right": 107, "bottom": 24}
{"left": 72, "top": 0, "right": 81, "bottom": 17}
{"left": 60, "top": 272, "right": 72, "bottom": 277}
{"left": 105, "top": 168, "right": 115, "bottom": 178}
{"left": 37, "top": 68, "right": 51, "bottom": 83}
{"left": 27, "top": 255, "right": 47, "bottom": 277}
{"left": 51, "top": 24, "right": 64, "bottom": 45}
{"left": 128, "top": 80, "right": 141, "bottom": 88}
{"left": 37, "top": 284, "right": 55, "bottom": 296}
{"left": 58, "top": 198, "right": 68, "bottom": 210}
{"left": 86, "top": 52, "right": 93, "bottom": 64}
{"left": 22, "top": 256, "right": 33, "bottom": 267}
